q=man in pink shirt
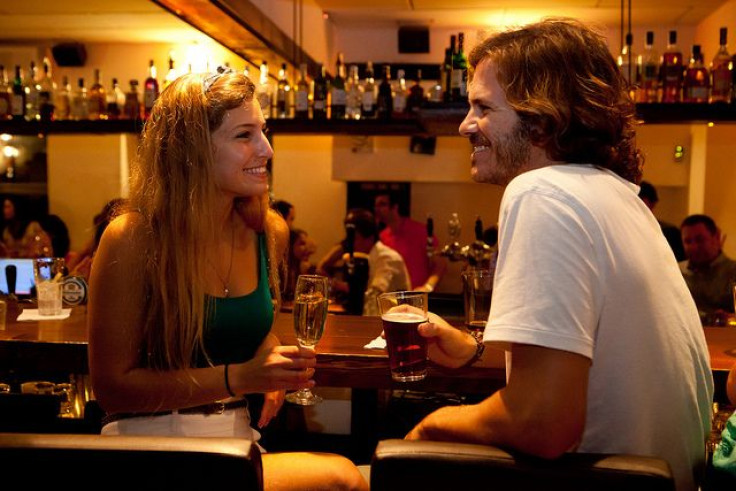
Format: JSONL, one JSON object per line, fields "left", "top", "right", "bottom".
{"left": 374, "top": 192, "right": 446, "bottom": 292}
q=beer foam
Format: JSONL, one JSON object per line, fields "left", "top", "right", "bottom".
{"left": 381, "top": 311, "right": 427, "bottom": 323}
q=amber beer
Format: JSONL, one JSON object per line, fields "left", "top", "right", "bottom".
{"left": 381, "top": 311, "right": 428, "bottom": 382}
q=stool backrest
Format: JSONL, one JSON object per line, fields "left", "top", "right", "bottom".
{"left": 0, "top": 432, "right": 263, "bottom": 490}
{"left": 371, "top": 439, "right": 674, "bottom": 491}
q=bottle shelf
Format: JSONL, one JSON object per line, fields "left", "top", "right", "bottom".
{"left": 1, "top": 102, "right": 736, "bottom": 137}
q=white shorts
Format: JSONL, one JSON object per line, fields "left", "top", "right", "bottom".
{"left": 101, "top": 406, "right": 262, "bottom": 445}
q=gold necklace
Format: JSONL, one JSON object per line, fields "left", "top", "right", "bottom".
{"left": 209, "top": 223, "right": 235, "bottom": 297}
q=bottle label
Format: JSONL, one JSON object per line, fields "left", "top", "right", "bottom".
{"left": 362, "top": 92, "right": 375, "bottom": 111}
{"left": 314, "top": 99, "right": 326, "bottom": 111}
{"left": 394, "top": 94, "right": 406, "bottom": 112}
{"left": 689, "top": 86, "right": 708, "bottom": 100}
{"left": 144, "top": 91, "right": 157, "bottom": 110}
{"left": 10, "top": 94, "right": 23, "bottom": 116}
{"left": 332, "top": 88, "right": 346, "bottom": 106}
{"left": 712, "top": 68, "right": 731, "bottom": 97}
{"left": 296, "top": 91, "right": 309, "bottom": 111}
{"left": 0, "top": 94, "right": 9, "bottom": 117}
{"left": 451, "top": 70, "right": 463, "bottom": 90}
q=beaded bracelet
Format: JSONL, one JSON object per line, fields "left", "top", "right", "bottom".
{"left": 224, "top": 363, "right": 236, "bottom": 397}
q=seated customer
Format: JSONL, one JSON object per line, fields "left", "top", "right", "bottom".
{"left": 406, "top": 18, "right": 712, "bottom": 491}
{"left": 679, "top": 214, "right": 736, "bottom": 319}
{"left": 282, "top": 228, "right": 317, "bottom": 301}
{"left": 638, "top": 181, "right": 686, "bottom": 261}
{"left": 333, "top": 209, "right": 411, "bottom": 316}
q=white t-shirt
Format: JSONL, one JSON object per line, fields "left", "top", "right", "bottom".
{"left": 484, "top": 165, "right": 713, "bottom": 491}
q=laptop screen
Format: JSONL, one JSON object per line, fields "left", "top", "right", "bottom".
{"left": 0, "top": 259, "right": 36, "bottom": 296}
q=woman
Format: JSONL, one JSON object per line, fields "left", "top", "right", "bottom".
{"left": 88, "top": 68, "right": 367, "bottom": 490}
{"left": 1, "top": 196, "right": 52, "bottom": 258}
{"left": 283, "top": 228, "right": 316, "bottom": 301}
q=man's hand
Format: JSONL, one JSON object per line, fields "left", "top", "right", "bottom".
{"left": 418, "top": 312, "right": 478, "bottom": 368}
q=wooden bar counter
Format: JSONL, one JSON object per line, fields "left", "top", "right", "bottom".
{"left": 0, "top": 300, "right": 733, "bottom": 394}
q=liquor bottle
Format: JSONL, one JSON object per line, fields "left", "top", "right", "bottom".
{"left": 407, "top": 69, "right": 425, "bottom": 115}
{"left": 55, "top": 76, "right": 71, "bottom": 120}
{"left": 392, "top": 68, "right": 408, "bottom": 118}
{"left": 37, "top": 58, "right": 56, "bottom": 121}
{"left": 443, "top": 35, "right": 455, "bottom": 102}
{"left": 331, "top": 53, "right": 347, "bottom": 119}
{"left": 88, "top": 68, "right": 106, "bottom": 120}
{"left": 243, "top": 64, "right": 250, "bottom": 80}
{"left": 361, "top": 61, "right": 377, "bottom": 118}
{"left": 256, "top": 61, "right": 272, "bottom": 119}
{"left": 377, "top": 64, "right": 393, "bottom": 120}
{"left": 295, "top": 63, "right": 310, "bottom": 119}
{"left": 637, "top": 31, "right": 659, "bottom": 103}
{"left": 123, "top": 79, "right": 141, "bottom": 120}
{"left": 23, "top": 61, "right": 40, "bottom": 121}
{"left": 106, "top": 78, "right": 123, "bottom": 119}
{"left": 710, "top": 27, "right": 731, "bottom": 103}
{"left": 275, "top": 63, "right": 291, "bottom": 119}
{"left": 683, "top": 45, "right": 709, "bottom": 103}
{"left": 312, "top": 64, "right": 328, "bottom": 120}
{"left": 70, "top": 77, "right": 89, "bottom": 120}
{"left": 163, "top": 56, "right": 177, "bottom": 90}
{"left": 617, "top": 33, "right": 638, "bottom": 96}
{"left": 660, "top": 30, "right": 684, "bottom": 103}
{"left": 345, "top": 64, "right": 363, "bottom": 120}
{"left": 11, "top": 65, "right": 26, "bottom": 121}
{"left": 0, "top": 65, "right": 10, "bottom": 120}
{"left": 144, "top": 59, "right": 159, "bottom": 119}
{"left": 452, "top": 32, "right": 468, "bottom": 101}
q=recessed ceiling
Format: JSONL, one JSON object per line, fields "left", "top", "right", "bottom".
{"left": 0, "top": 0, "right": 729, "bottom": 45}
{"left": 315, "top": 0, "right": 729, "bottom": 27}
{"left": 0, "top": 0, "right": 210, "bottom": 44}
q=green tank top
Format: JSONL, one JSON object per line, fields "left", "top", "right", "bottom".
{"left": 200, "top": 233, "right": 273, "bottom": 366}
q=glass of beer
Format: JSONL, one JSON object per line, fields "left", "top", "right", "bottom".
{"left": 285, "top": 274, "right": 329, "bottom": 406}
{"left": 377, "top": 291, "right": 429, "bottom": 382}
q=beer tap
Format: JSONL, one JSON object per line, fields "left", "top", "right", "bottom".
{"left": 461, "top": 216, "right": 493, "bottom": 267}
{"left": 440, "top": 213, "right": 464, "bottom": 261}
{"left": 426, "top": 215, "right": 434, "bottom": 258}
{"left": 440, "top": 213, "right": 493, "bottom": 267}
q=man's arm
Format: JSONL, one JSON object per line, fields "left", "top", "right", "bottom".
{"left": 407, "top": 343, "right": 590, "bottom": 459}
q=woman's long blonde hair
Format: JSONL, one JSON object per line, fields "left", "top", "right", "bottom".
{"left": 129, "top": 71, "right": 283, "bottom": 370}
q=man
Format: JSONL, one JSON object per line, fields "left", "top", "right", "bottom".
{"left": 405, "top": 19, "right": 713, "bottom": 491}
{"left": 272, "top": 199, "right": 295, "bottom": 228}
{"left": 638, "top": 180, "right": 686, "bottom": 261}
{"left": 374, "top": 191, "right": 446, "bottom": 292}
{"left": 680, "top": 214, "right": 736, "bottom": 318}
{"left": 334, "top": 209, "right": 411, "bottom": 316}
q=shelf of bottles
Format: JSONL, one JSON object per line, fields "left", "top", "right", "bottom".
{"left": 5, "top": 27, "right": 736, "bottom": 139}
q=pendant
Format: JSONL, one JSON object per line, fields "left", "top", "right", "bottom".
{"left": 224, "top": 287, "right": 230, "bottom": 298}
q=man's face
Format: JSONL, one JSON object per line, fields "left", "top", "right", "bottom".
{"left": 374, "top": 195, "right": 395, "bottom": 223}
{"left": 681, "top": 223, "right": 721, "bottom": 267}
{"left": 459, "top": 59, "right": 533, "bottom": 185}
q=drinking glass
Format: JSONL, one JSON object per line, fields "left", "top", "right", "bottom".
{"left": 462, "top": 268, "right": 493, "bottom": 333}
{"left": 377, "top": 291, "right": 429, "bottom": 382}
{"left": 285, "top": 274, "right": 329, "bottom": 406}
{"left": 33, "top": 257, "right": 65, "bottom": 316}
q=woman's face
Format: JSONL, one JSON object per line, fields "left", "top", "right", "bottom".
{"left": 292, "top": 233, "right": 309, "bottom": 260}
{"left": 3, "top": 200, "right": 15, "bottom": 221}
{"left": 211, "top": 101, "right": 274, "bottom": 201}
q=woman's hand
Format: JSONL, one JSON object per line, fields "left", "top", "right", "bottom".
{"left": 258, "top": 389, "right": 285, "bottom": 428}
{"left": 230, "top": 344, "right": 317, "bottom": 394}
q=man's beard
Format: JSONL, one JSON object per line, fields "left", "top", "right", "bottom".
{"left": 472, "top": 120, "right": 532, "bottom": 185}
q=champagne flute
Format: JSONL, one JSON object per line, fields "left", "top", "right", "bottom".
{"left": 285, "top": 274, "right": 329, "bottom": 405}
